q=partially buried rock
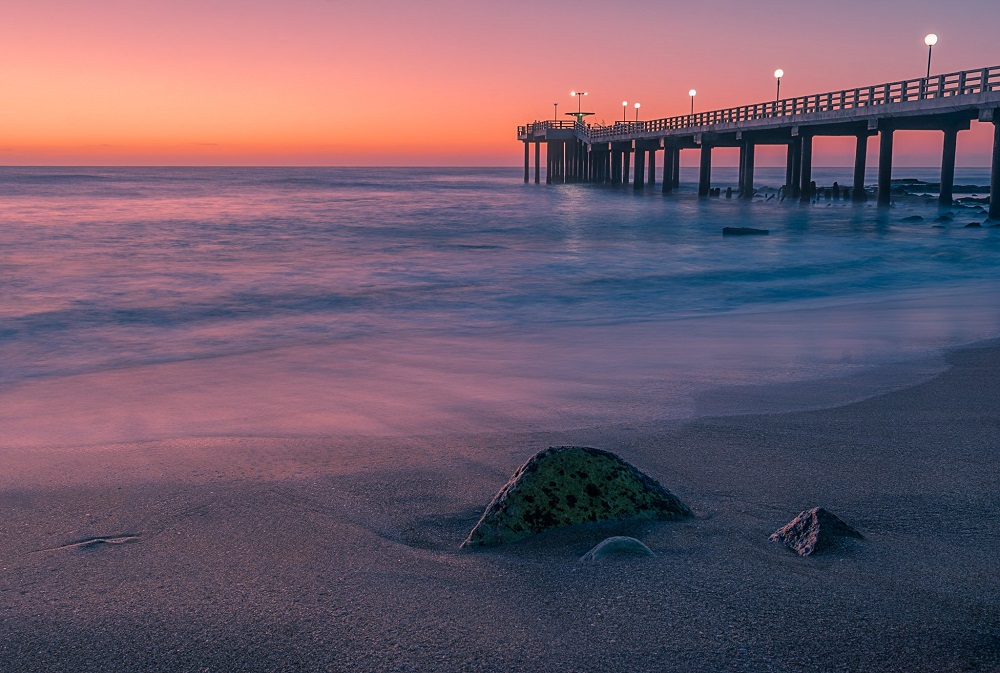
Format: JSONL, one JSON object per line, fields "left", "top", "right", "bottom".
{"left": 461, "top": 446, "right": 691, "bottom": 548}
{"left": 580, "top": 536, "right": 655, "bottom": 563}
{"left": 900, "top": 215, "right": 924, "bottom": 222}
{"left": 770, "top": 507, "right": 863, "bottom": 557}
{"left": 965, "top": 222, "right": 982, "bottom": 228}
{"left": 723, "top": 227, "right": 769, "bottom": 236}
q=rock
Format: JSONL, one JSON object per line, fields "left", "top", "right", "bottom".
{"left": 579, "top": 536, "right": 655, "bottom": 562}
{"left": 770, "top": 507, "right": 862, "bottom": 556}
{"left": 461, "top": 446, "right": 691, "bottom": 548}
{"left": 965, "top": 222, "right": 982, "bottom": 228}
{"left": 900, "top": 215, "right": 924, "bottom": 222}
{"left": 935, "top": 214, "right": 953, "bottom": 222}
{"left": 722, "top": 227, "right": 769, "bottom": 236}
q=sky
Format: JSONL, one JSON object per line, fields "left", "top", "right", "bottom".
{"left": 1, "top": 0, "right": 998, "bottom": 166}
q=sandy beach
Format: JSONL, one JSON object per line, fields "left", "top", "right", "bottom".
{"left": 1, "top": 341, "right": 998, "bottom": 672}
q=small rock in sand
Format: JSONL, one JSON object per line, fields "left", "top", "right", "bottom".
{"left": 900, "top": 215, "right": 924, "bottom": 223}
{"left": 965, "top": 222, "right": 982, "bottom": 228}
{"left": 769, "top": 507, "right": 862, "bottom": 557}
{"left": 461, "top": 446, "right": 691, "bottom": 548}
{"left": 580, "top": 536, "right": 655, "bottom": 562}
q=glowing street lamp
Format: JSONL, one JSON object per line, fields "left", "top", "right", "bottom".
{"left": 570, "top": 90, "right": 588, "bottom": 114}
{"left": 634, "top": 102, "right": 641, "bottom": 122}
{"left": 774, "top": 69, "right": 784, "bottom": 103}
{"left": 924, "top": 33, "right": 938, "bottom": 78}
{"left": 689, "top": 89, "right": 697, "bottom": 115}
{"left": 622, "top": 100, "right": 628, "bottom": 122}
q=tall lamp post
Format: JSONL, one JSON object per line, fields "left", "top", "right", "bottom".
{"left": 774, "top": 69, "right": 784, "bottom": 103}
{"left": 634, "top": 102, "right": 641, "bottom": 123}
{"left": 924, "top": 34, "right": 938, "bottom": 78}
{"left": 553, "top": 102, "right": 558, "bottom": 121}
{"left": 571, "top": 90, "right": 588, "bottom": 113}
{"left": 689, "top": 89, "right": 696, "bottom": 115}
{"left": 622, "top": 100, "right": 628, "bottom": 123}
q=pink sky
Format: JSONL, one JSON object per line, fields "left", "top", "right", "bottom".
{"left": 1, "top": 0, "right": 997, "bottom": 166}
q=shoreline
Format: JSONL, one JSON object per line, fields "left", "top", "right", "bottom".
{"left": 2, "top": 340, "right": 999, "bottom": 671}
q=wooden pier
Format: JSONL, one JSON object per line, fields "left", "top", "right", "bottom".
{"left": 518, "top": 65, "right": 1000, "bottom": 218}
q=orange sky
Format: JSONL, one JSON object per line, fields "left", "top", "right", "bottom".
{"left": 1, "top": 0, "right": 997, "bottom": 166}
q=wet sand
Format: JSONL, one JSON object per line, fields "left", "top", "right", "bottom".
{"left": 1, "top": 343, "right": 999, "bottom": 672}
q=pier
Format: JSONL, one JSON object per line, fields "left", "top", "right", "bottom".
{"left": 518, "top": 65, "right": 1000, "bottom": 218}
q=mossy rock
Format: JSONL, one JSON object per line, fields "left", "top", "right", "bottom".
{"left": 461, "top": 446, "right": 691, "bottom": 548}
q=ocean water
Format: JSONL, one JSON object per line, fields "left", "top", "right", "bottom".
{"left": 1, "top": 166, "right": 998, "bottom": 448}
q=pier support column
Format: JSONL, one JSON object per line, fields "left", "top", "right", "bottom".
{"left": 661, "top": 148, "right": 675, "bottom": 194}
{"left": 623, "top": 148, "right": 632, "bottom": 186}
{"left": 671, "top": 149, "right": 680, "bottom": 188}
{"left": 799, "top": 134, "right": 813, "bottom": 203}
{"left": 634, "top": 148, "right": 646, "bottom": 190}
{"left": 698, "top": 144, "right": 712, "bottom": 197}
{"left": 784, "top": 143, "right": 794, "bottom": 193}
{"left": 877, "top": 128, "right": 894, "bottom": 207}
{"left": 611, "top": 148, "right": 622, "bottom": 184}
{"left": 742, "top": 143, "right": 756, "bottom": 198}
{"left": 789, "top": 137, "right": 802, "bottom": 198}
{"left": 991, "top": 111, "right": 1000, "bottom": 220}
{"left": 738, "top": 144, "right": 747, "bottom": 194}
{"left": 534, "top": 142, "right": 540, "bottom": 184}
{"left": 939, "top": 128, "right": 958, "bottom": 206}
{"left": 852, "top": 134, "right": 867, "bottom": 202}
{"left": 648, "top": 149, "right": 656, "bottom": 187}
{"left": 546, "top": 142, "right": 552, "bottom": 185}
{"left": 523, "top": 141, "right": 530, "bottom": 183}
{"left": 559, "top": 140, "right": 570, "bottom": 184}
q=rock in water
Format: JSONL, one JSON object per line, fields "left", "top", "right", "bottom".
{"left": 579, "top": 536, "right": 655, "bottom": 562}
{"left": 461, "top": 446, "right": 691, "bottom": 548}
{"left": 770, "top": 507, "right": 863, "bottom": 557}
{"left": 722, "top": 227, "right": 769, "bottom": 236}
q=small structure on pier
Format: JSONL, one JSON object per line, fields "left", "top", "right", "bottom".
{"left": 519, "top": 65, "right": 1000, "bottom": 219}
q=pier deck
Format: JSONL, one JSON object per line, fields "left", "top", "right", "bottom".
{"left": 518, "top": 65, "right": 1000, "bottom": 217}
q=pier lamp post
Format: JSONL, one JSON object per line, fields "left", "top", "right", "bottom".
{"left": 553, "top": 102, "right": 558, "bottom": 121}
{"left": 924, "top": 34, "right": 938, "bottom": 78}
{"left": 634, "top": 102, "right": 641, "bottom": 123}
{"left": 689, "top": 89, "right": 696, "bottom": 115}
{"left": 774, "top": 69, "right": 784, "bottom": 103}
{"left": 571, "top": 91, "right": 588, "bottom": 114}
{"left": 622, "top": 100, "right": 628, "bottom": 123}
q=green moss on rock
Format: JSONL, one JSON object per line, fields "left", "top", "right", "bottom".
{"left": 461, "top": 446, "right": 691, "bottom": 548}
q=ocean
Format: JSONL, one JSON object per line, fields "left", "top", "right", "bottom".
{"left": 2, "top": 165, "right": 998, "bottom": 448}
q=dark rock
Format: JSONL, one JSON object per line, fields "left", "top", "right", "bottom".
{"left": 770, "top": 507, "right": 863, "bottom": 557}
{"left": 461, "top": 446, "right": 691, "bottom": 548}
{"left": 579, "top": 536, "right": 655, "bottom": 562}
{"left": 965, "top": 222, "right": 982, "bottom": 228}
{"left": 723, "top": 227, "right": 769, "bottom": 236}
{"left": 935, "top": 214, "right": 953, "bottom": 222}
{"left": 900, "top": 215, "right": 924, "bottom": 222}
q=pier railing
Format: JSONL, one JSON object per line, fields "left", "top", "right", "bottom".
{"left": 518, "top": 64, "right": 1000, "bottom": 141}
